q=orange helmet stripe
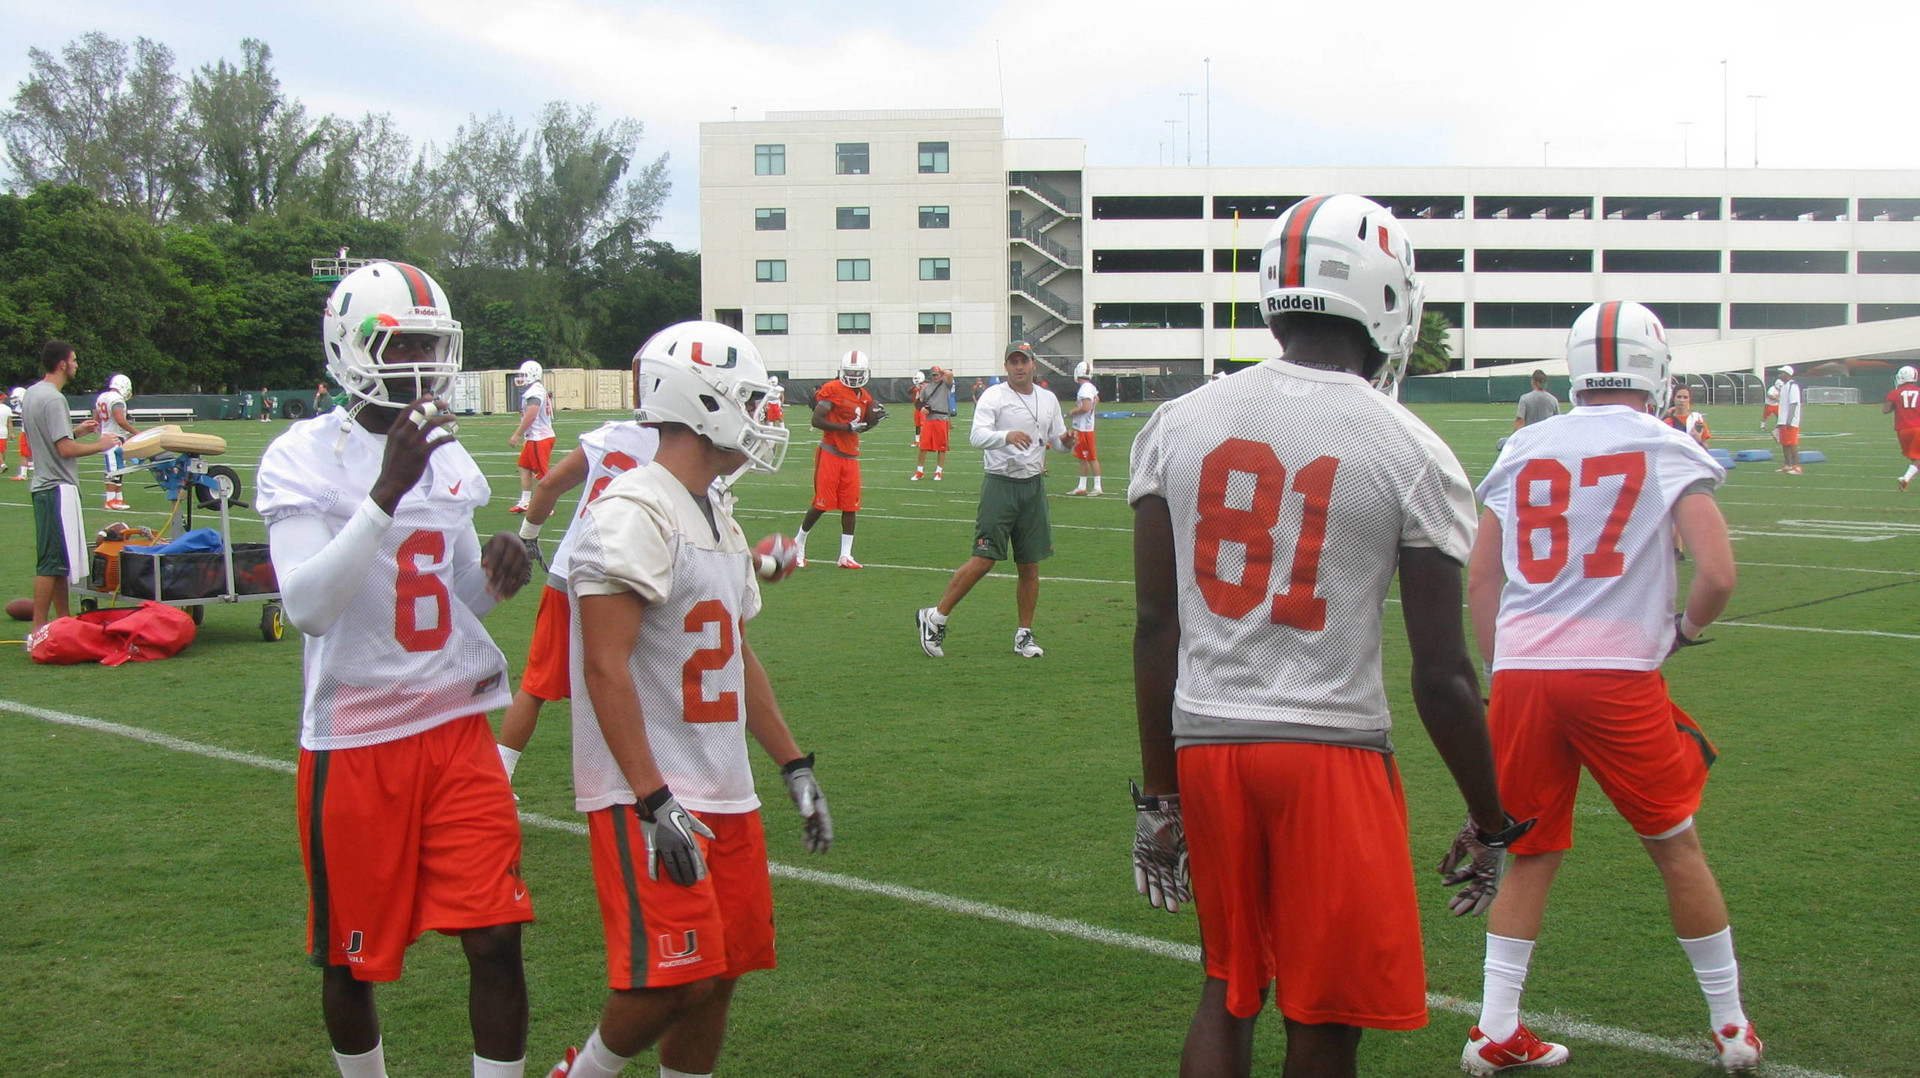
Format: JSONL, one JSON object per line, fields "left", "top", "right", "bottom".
{"left": 1281, "top": 196, "right": 1332, "bottom": 288}
{"left": 1596, "top": 301, "right": 1621, "bottom": 373}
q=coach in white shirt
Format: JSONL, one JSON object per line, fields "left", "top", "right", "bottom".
{"left": 916, "top": 342, "right": 1073, "bottom": 659}
{"left": 1774, "top": 365, "right": 1805, "bottom": 474}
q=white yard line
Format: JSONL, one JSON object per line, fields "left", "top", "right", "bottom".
{"left": 0, "top": 700, "right": 1850, "bottom": 1078}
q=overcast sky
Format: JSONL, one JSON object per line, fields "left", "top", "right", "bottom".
{"left": 7, "top": 0, "right": 1919, "bottom": 250}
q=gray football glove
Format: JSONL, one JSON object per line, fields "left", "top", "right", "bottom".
{"left": 638, "top": 787, "right": 715, "bottom": 887}
{"left": 781, "top": 752, "right": 833, "bottom": 853}
{"left": 1131, "top": 780, "right": 1191, "bottom": 913}
{"left": 1667, "top": 612, "right": 1713, "bottom": 658}
{"left": 523, "top": 534, "right": 547, "bottom": 575}
{"left": 1436, "top": 813, "right": 1535, "bottom": 917}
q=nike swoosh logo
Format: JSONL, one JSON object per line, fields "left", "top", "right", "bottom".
{"left": 513, "top": 888, "right": 527, "bottom": 903}
{"left": 448, "top": 481, "right": 463, "bottom": 495}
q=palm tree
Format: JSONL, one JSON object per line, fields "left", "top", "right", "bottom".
{"left": 1408, "top": 310, "right": 1456, "bottom": 376}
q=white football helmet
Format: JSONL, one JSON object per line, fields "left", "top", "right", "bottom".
{"left": 1074, "top": 360, "right": 1093, "bottom": 380}
{"left": 1259, "top": 194, "right": 1424, "bottom": 397}
{"left": 1566, "top": 301, "right": 1671, "bottom": 411}
{"left": 10, "top": 386, "right": 25, "bottom": 409}
{"left": 910, "top": 370, "right": 926, "bottom": 386}
{"left": 321, "top": 261, "right": 462, "bottom": 410}
{"left": 633, "top": 321, "right": 789, "bottom": 473}
{"left": 516, "top": 359, "right": 543, "bottom": 387}
{"left": 839, "top": 350, "right": 870, "bottom": 388}
{"left": 109, "top": 373, "right": 132, "bottom": 398}
{"left": 1898, "top": 365, "right": 1918, "bottom": 385}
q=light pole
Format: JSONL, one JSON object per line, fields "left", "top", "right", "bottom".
{"left": 1179, "top": 92, "right": 1197, "bottom": 165}
{"left": 1204, "top": 58, "right": 1212, "bottom": 166}
{"left": 1721, "top": 59, "right": 1729, "bottom": 168}
{"left": 1542, "top": 141, "right": 1551, "bottom": 167}
{"left": 1166, "top": 118, "right": 1180, "bottom": 166}
{"left": 1679, "top": 121, "right": 1692, "bottom": 167}
{"left": 1748, "top": 95, "right": 1765, "bottom": 167}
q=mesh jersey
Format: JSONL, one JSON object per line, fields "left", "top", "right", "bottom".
{"left": 1128, "top": 360, "right": 1476, "bottom": 747}
{"left": 93, "top": 390, "right": 132, "bottom": 437}
{"left": 547, "top": 421, "right": 660, "bottom": 588}
{"left": 567, "top": 462, "right": 764, "bottom": 814}
{"left": 1477, "top": 405, "right": 1725, "bottom": 672}
{"left": 1072, "top": 381, "right": 1098, "bottom": 432}
{"left": 1888, "top": 384, "right": 1920, "bottom": 431}
{"left": 521, "top": 383, "right": 555, "bottom": 441}
{"left": 814, "top": 380, "right": 874, "bottom": 456}
{"left": 257, "top": 417, "right": 510, "bottom": 750}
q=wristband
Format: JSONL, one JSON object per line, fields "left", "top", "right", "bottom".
{"left": 781, "top": 752, "right": 816, "bottom": 777}
{"left": 639, "top": 785, "right": 673, "bottom": 818}
{"left": 1680, "top": 613, "right": 1704, "bottom": 640}
{"left": 1474, "top": 813, "right": 1534, "bottom": 849}
{"left": 518, "top": 519, "right": 542, "bottom": 540}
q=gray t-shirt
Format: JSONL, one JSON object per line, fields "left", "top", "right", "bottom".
{"left": 1516, "top": 389, "right": 1560, "bottom": 427}
{"left": 24, "top": 381, "right": 78, "bottom": 490}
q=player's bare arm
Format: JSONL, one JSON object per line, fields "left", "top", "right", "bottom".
{"left": 524, "top": 445, "right": 590, "bottom": 527}
{"left": 1466, "top": 508, "right": 1506, "bottom": 661}
{"left": 508, "top": 401, "right": 536, "bottom": 447}
{"left": 112, "top": 404, "right": 139, "bottom": 437}
{"left": 1672, "top": 493, "right": 1737, "bottom": 633}
{"left": 369, "top": 397, "right": 458, "bottom": 516}
{"left": 1131, "top": 494, "right": 1181, "bottom": 794}
{"left": 1399, "top": 545, "right": 1506, "bottom": 833}
{"left": 55, "top": 430, "right": 119, "bottom": 458}
{"left": 579, "top": 591, "right": 670, "bottom": 798}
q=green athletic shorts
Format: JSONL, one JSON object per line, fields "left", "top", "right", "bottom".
{"left": 971, "top": 472, "right": 1052, "bottom": 563}
{"left": 33, "top": 486, "right": 73, "bottom": 577}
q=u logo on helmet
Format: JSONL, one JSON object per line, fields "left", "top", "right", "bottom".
{"left": 687, "top": 342, "right": 739, "bottom": 369}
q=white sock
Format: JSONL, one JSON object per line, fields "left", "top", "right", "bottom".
{"left": 839, "top": 533, "right": 855, "bottom": 560}
{"left": 927, "top": 609, "right": 948, "bottom": 626}
{"left": 497, "top": 744, "right": 521, "bottom": 780}
{"left": 333, "top": 1040, "right": 388, "bottom": 1078}
{"left": 913, "top": 466, "right": 924, "bottom": 474}
{"left": 1903, "top": 464, "right": 1918, "bottom": 482}
{"left": 793, "top": 527, "right": 810, "bottom": 551}
{"left": 934, "top": 465, "right": 943, "bottom": 475}
{"left": 1477, "top": 933, "right": 1536, "bottom": 1042}
{"left": 515, "top": 492, "right": 531, "bottom": 507}
{"left": 661, "top": 1067, "right": 712, "bottom": 1078}
{"left": 1092, "top": 478, "right": 1103, "bottom": 493}
{"left": 1680, "top": 926, "right": 1748, "bottom": 1030}
{"left": 567, "top": 1030, "right": 631, "bottom": 1078}
{"left": 474, "top": 1054, "right": 526, "bottom": 1078}
{"left": 1073, "top": 477, "right": 1086, "bottom": 491}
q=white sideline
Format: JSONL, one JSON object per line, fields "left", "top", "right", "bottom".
{"left": 0, "top": 699, "right": 1850, "bottom": 1078}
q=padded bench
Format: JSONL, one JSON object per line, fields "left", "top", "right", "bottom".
{"left": 70, "top": 407, "right": 198, "bottom": 424}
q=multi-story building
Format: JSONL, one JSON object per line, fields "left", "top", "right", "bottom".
{"left": 700, "top": 109, "right": 1920, "bottom": 379}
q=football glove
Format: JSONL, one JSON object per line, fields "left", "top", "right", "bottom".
{"left": 781, "top": 752, "right": 833, "bottom": 853}
{"left": 848, "top": 420, "right": 868, "bottom": 433}
{"left": 1131, "top": 780, "right": 1191, "bottom": 914}
{"left": 637, "top": 787, "right": 715, "bottom": 887}
{"left": 1436, "top": 813, "right": 1535, "bottom": 917}
{"left": 522, "top": 534, "right": 547, "bottom": 575}
{"left": 1667, "top": 612, "right": 1713, "bottom": 658}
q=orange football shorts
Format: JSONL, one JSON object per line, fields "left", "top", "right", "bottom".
{"left": 1776, "top": 425, "right": 1800, "bottom": 447}
{"left": 1899, "top": 427, "right": 1920, "bottom": 461}
{"left": 519, "top": 584, "right": 571, "bottom": 701}
{"left": 1073, "top": 430, "right": 1098, "bottom": 461}
{"left": 811, "top": 448, "right": 861, "bottom": 512}
{"left": 919, "top": 418, "right": 951, "bottom": 453}
{"left": 518, "top": 437, "right": 554, "bottom": 477}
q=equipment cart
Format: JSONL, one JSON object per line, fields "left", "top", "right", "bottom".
{"left": 71, "top": 426, "right": 286, "bottom": 641}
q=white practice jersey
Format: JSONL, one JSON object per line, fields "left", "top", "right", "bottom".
{"left": 1765, "top": 382, "right": 1782, "bottom": 406}
{"left": 1129, "top": 360, "right": 1477, "bottom": 748}
{"left": 258, "top": 412, "right": 511, "bottom": 750}
{"left": 567, "top": 461, "right": 764, "bottom": 814}
{"left": 547, "top": 421, "right": 660, "bottom": 588}
{"left": 521, "top": 382, "right": 555, "bottom": 441}
{"left": 1072, "top": 381, "right": 1099, "bottom": 433}
{"left": 93, "top": 390, "right": 132, "bottom": 438}
{"left": 1777, "top": 381, "right": 1804, "bottom": 428}
{"left": 1477, "top": 404, "right": 1725, "bottom": 672}
{"left": 0, "top": 401, "right": 12, "bottom": 432}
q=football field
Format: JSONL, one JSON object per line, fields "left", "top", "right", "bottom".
{"left": 2, "top": 399, "right": 1914, "bottom": 1077}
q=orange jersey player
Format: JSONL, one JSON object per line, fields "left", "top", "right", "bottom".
{"left": 793, "top": 351, "right": 883, "bottom": 568}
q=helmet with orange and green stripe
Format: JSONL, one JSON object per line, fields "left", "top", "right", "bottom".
{"left": 1258, "top": 194, "right": 1423, "bottom": 397}
{"left": 1566, "top": 301, "right": 1670, "bottom": 412}
{"left": 321, "top": 260, "right": 462, "bottom": 411}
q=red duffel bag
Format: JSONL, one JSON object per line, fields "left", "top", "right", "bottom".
{"left": 29, "top": 601, "right": 198, "bottom": 666}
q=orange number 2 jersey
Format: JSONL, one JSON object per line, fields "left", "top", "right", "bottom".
{"left": 1127, "top": 360, "right": 1476, "bottom": 746}
{"left": 1477, "top": 405, "right": 1724, "bottom": 672}
{"left": 566, "top": 461, "right": 764, "bottom": 815}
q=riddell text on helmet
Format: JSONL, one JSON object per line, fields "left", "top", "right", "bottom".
{"left": 1266, "top": 295, "right": 1328, "bottom": 314}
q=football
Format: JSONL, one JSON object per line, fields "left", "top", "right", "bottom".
{"left": 869, "top": 402, "right": 888, "bottom": 421}
{"left": 754, "top": 533, "right": 799, "bottom": 582}
{"left": 6, "top": 598, "right": 32, "bottom": 621}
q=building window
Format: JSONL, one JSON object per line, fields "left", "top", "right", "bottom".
{"left": 1425, "top": 302, "right": 1465, "bottom": 327}
{"left": 1092, "top": 249, "right": 1205, "bottom": 273}
{"left": 1092, "top": 196, "right": 1205, "bottom": 220}
{"left": 919, "top": 205, "right": 950, "bottom": 229}
{"left": 1602, "top": 249, "right": 1721, "bottom": 273}
{"left": 1211, "top": 302, "right": 1262, "bottom": 329}
{"left": 753, "top": 313, "right": 788, "bottom": 335}
{"left": 837, "top": 312, "right": 872, "bottom": 334}
{"left": 1415, "top": 248, "right": 1466, "bottom": 273}
{"left": 1731, "top": 197, "right": 1847, "bottom": 221}
{"left": 1474, "top": 249, "right": 1593, "bottom": 273}
{"left": 835, "top": 142, "right": 869, "bottom": 175}
{"left": 919, "top": 257, "right": 951, "bottom": 281}
{"left": 1730, "top": 304, "right": 1848, "bottom": 330}
{"left": 1213, "top": 195, "right": 1302, "bottom": 219}
{"left": 754, "top": 144, "right": 785, "bottom": 176}
{"left": 1601, "top": 196, "right": 1721, "bottom": 221}
{"left": 836, "top": 206, "right": 870, "bottom": 230}
{"left": 919, "top": 312, "right": 953, "bottom": 334}
{"left": 1730, "top": 250, "right": 1846, "bottom": 274}
{"left": 836, "top": 259, "right": 871, "bottom": 282}
{"left": 754, "top": 207, "right": 786, "bottom": 231}
{"left": 1473, "top": 196, "right": 1593, "bottom": 220}
{"left": 918, "top": 142, "right": 949, "bottom": 174}
{"left": 754, "top": 260, "right": 786, "bottom": 283}
{"left": 1212, "top": 249, "right": 1259, "bottom": 273}
{"left": 1858, "top": 251, "right": 1920, "bottom": 274}
{"left": 1859, "top": 198, "right": 1920, "bottom": 222}
{"left": 1474, "top": 303, "right": 1589, "bottom": 329}
{"left": 1369, "top": 195, "right": 1466, "bottom": 220}
{"left": 1643, "top": 303, "right": 1721, "bottom": 330}
{"left": 1859, "top": 304, "right": 1920, "bottom": 322}
{"left": 1093, "top": 303, "right": 1205, "bottom": 329}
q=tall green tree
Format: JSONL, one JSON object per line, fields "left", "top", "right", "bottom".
{"left": 186, "top": 39, "right": 329, "bottom": 224}
{"left": 1408, "top": 309, "right": 1457, "bottom": 375}
{"left": 489, "top": 102, "right": 668, "bottom": 274}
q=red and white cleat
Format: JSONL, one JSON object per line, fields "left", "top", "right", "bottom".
{"left": 545, "top": 1046, "right": 579, "bottom": 1077}
{"left": 509, "top": 503, "right": 529, "bottom": 513}
{"left": 910, "top": 470, "right": 924, "bottom": 481}
{"left": 103, "top": 499, "right": 131, "bottom": 511}
{"left": 1711, "top": 1022, "right": 1763, "bottom": 1074}
{"left": 1461, "top": 1024, "right": 1569, "bottom": 1075}
{"left": 837, "top": 556, "right": 863, "bottom": 569}
{"left": 1902, "top": 477, "right": 1911, "bottom": 492}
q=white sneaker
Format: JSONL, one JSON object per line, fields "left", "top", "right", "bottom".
{"left": 1711, "top": 1022, "right": 1763, "bottom": 1074}
{"left": 932, "top": 471, "right": 944, "bottom": 481}
{"left": 910, "top": 470, "right": 924, "bottom": 481}
{"left": 1013, "top": 628, "right": 1045, "bottom": 657}
{"left": 837, "top": 556, "right": 863, "bottom": 569}
{"left": 1461, "top": 1024, "right": 1569, "bottom": 1075}
{"left": 795, "top": 551, "right": 808, "bottom": 568}
{"left": 916, "top": 607, "right": 946, "bottom": 657}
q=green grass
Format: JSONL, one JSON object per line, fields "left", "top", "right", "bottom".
{"left": 1, "top": 400, "right": 1914, "bottom": 1076}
